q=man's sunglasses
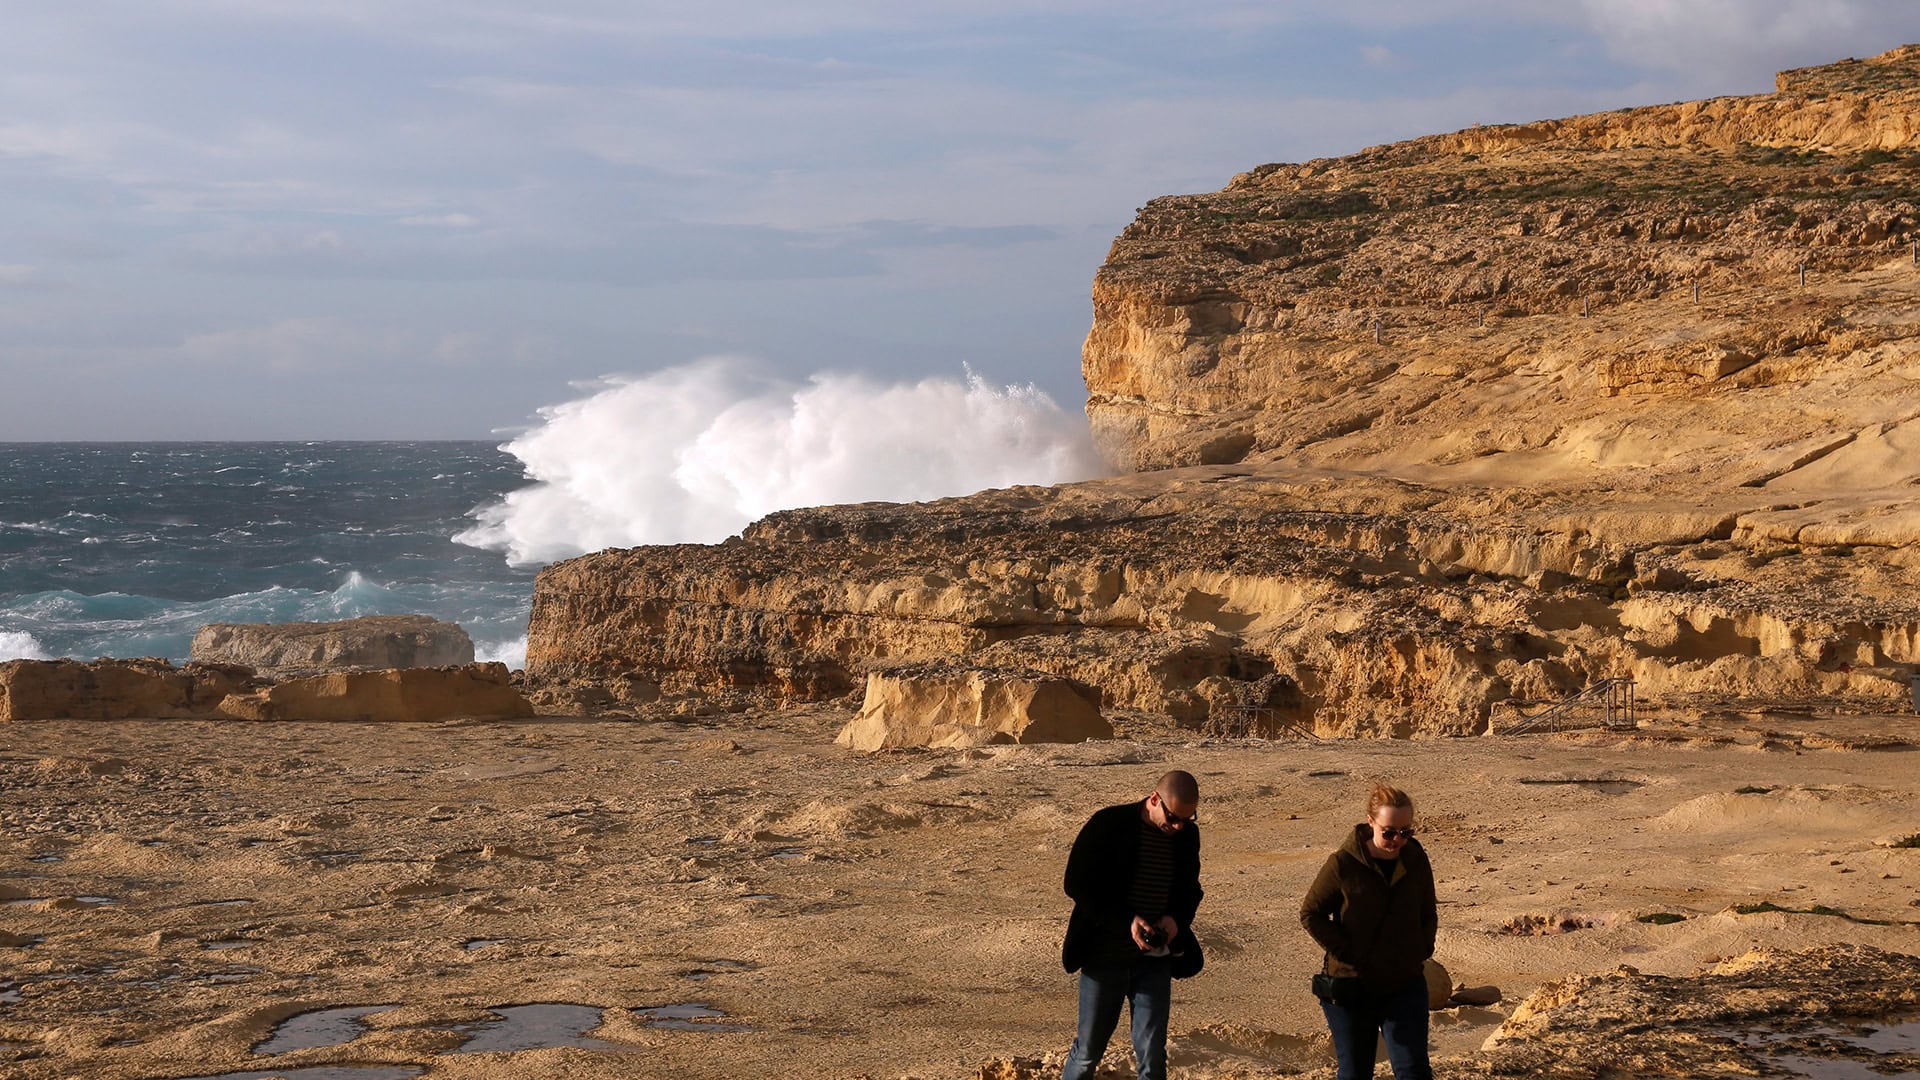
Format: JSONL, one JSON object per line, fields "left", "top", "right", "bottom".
{"left": 1156, "top": 798, "right": 1195, "bottom": 827}
{"left": 1376, "top": 826, "right": 1415, "bottom": 841}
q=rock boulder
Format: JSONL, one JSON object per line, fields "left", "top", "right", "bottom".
{"left": 0, "top": 658, "right": 259, "bottom": 721}
{"left": 191, "top": 614, "right": 474, "bottom": 678}
{"left": 835, "top": 666, "right": 1110, "bottom": 750}
{"left": 221, "top": 664, "right": 534, "bottom": 723}
{"left": 0, "top": 658, "right": 531, "bottom": 723}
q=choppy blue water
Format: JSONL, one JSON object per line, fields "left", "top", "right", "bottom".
{"left": 0, "top": 443, "right": 538, "bottom": 667}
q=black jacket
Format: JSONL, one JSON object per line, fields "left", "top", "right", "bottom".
{"left": 1061, "top": 799, "right": 1204, "bottom": 979}
{"left": 1298, "top": 823, "right": 1437, "bottom": 992}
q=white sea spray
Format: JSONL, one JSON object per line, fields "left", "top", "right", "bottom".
{"left": 455, "top": 357, "right": 1105, "bottom": 566}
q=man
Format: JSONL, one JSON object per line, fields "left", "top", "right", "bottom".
{"left": 1060, "top": 770, "right": 1204, "bottom": 1080}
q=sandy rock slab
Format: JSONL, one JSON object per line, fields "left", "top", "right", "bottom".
{"left": 1471, "top": 943, "right": 1920, "bottom": 1077}
{"left": 3, "top": 711, "right": 1918, "bottom": 1080}
{"left": 227, "top": 663, "right": 534, "bottom": 723}
{"left": 0, "top": 658, "right": 531, "bottom": 722}
{"left": 836, "top": 665, "right": 1111, "bottom": 749}
{"left": 192, "top": 614, "right": 474, "bottom": 678}
{"left": 979, "top": 946, "right": 1920, "bottom": 1079}
{"left": 0, "top": 657, "right": 258, "bottom": 721}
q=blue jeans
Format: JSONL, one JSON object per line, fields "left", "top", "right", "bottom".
{"left": 1062, "top": 958, "right": 1172, "bottom": 1080}
{"left": 1320, "top": 976, "right": 1432, "bottom": 1080}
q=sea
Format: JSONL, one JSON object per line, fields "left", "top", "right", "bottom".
{"left": 0, "top": 442, "right": 539, "bottom": 669}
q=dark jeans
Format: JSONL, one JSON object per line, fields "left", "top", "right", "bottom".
{"left": 1062, "top": 958, "right": 1172, "bottom": 1080}
{"left": 1320, "top": 976, "right": 1433, "bottom": 1080}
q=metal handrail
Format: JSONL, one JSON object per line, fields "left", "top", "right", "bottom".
{"left": 1213, "top": 704, "right": 1323, "bottom": 741}
{"left": 1500, "top": 677, "right": 1637, "bottom": 735}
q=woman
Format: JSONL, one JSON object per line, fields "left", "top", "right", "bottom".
{"left": 1299, "top": 784, "right": 1437, "bottom": 1080}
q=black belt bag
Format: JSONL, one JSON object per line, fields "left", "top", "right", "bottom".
{"left": 1311, "top": 910, "right": 1388, "bottom": 1008}
{"left": 1310, "top": 972, "right": 1369, "bottom": 1007}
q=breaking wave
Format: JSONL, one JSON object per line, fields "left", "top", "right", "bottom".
{"left": 0, "top": 631, "right": 51, "bottom": 661}
{"left": 455, "top": 358, "right": 1105, "bottom": 566}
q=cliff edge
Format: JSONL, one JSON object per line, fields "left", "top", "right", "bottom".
{"left": 528, "top": 48, "right": 1920, "bottom": 735}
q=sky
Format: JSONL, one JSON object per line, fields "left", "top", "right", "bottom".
{"left": 5, "top": 1, "right": 1920, "bottom": 440}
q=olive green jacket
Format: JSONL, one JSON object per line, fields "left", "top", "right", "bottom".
{"left": 1298, "top": 824, "right": 1437, "bottom": 991}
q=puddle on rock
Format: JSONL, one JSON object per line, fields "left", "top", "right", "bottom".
{"left": 75, "top": 895, "right": 117, "bottom": 905}
{"left": 202, "top": 940, "right": 253, "bottom": 950}
{"left": 461, "top": 938, "right": 504, "bottom": 951}
{"left": 1816, "top": 1017, "right": 1920, "bottom": 1054}
{"left": 633, "top": 1002, "right": 759, "bottom": 1033}
{"left": 683, "top": 959, "right": 755, "bottom": 982}
{"left": 0, "top": 985, "right": 20, "bottom": 1004}
{"left": 448, "top": 1003, "right": 616, "bottom": 1053}
{"left": 186, "top": 898, "right": 257, "bottom": 909}
{"left": 165, "top": 1060, "right": 424, "bottom": 1068}
{"left": 254, "top": 1004, "right": 395, "bottom": 1054}
{"left": 1719, "top": 1016, "right": 1920, "bottom": 1078}
{"left": 28, "top": 854, "right": 63, "bottom": 863}
{"left": 768, "top": 849, "right": 806, "bottom": 860}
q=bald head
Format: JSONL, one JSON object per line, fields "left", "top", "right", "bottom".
{"left": 1157, "top": 770, "right": 1199, "bottom": 805}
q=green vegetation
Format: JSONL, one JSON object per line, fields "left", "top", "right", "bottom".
{"left": 1734, "top": 785, "right": 1773, "bottom": 795}
{"left": 1276, "top": 191, "right": 1382, "bottom": 221}
{"left": 1732, "top": 901, "right": 1894, "bottom": 925}
{"left": 1844, "top": 148, "right": 1903, "bottom": 172}
{"left": 1889, "top": 833, "right": 1920, "bottom": 849}
{"left": 1750, "top": 146, "right": 1829, "bottom": 167}
{"left": 1636, "top": 912, "right": 1688, "bottom": 925}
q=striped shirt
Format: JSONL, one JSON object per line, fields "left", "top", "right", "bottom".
{"left": 1129, "top": 820, "right": 1175, "bottom": 920}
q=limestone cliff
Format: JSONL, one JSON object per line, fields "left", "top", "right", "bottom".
{"left": 527, "top": 48, "right": 1920, "bottom": 736}
{"left": 525, "top": 464, "right": 1920, "bottom": 734}
{"left": 1085, "top": 44, "right": 1920, "bottom": 476}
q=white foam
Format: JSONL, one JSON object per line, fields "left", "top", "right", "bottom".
{"left": 456, "top": 357, "right": 1104, "bottom": 566}
{"left": 0, "top": 631, "right": 53, "bottom": 661}
{"left": 476, "top": 635, "right": 529, "bottom": 671}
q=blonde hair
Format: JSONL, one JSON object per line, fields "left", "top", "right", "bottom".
{"left": 1368, "top": 784, "right": 1412, "bottom": 816}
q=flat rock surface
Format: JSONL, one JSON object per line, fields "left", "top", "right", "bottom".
{"left": 2, "top": 710, "right": 1917, "bottom": 1078}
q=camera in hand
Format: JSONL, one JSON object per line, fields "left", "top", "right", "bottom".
{"left": 1141, "top": 924, "right": 1166, "bottom": 949}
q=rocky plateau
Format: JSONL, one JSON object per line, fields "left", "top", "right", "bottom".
{"left": 527, "top": 47, "right": 1920, "bottom": 739}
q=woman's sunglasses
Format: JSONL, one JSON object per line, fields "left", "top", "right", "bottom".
{"left": 1375, "top": 826, "right": 1415, "bottom": 841}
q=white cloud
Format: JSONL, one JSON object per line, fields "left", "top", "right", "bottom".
{"left": 1577, "top": 0, "right": 1920, "bottom": 86}
{"left": 1360, "top": 45, "right": 1397, "bottom": 67}
{"left": 396, "top": 213, "right": 481, "bottom": 228}
{"left": 173, "top": 317, "right": 368, "bottom": 374}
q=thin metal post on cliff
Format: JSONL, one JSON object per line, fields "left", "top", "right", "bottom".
{"left": 1373, "top": 318, "right": 1382, "bottom": 344}
{"left": 1800, "top": 263, "right": 1807, "bottom": 288}
{"left": 1692, "top": 282, "right": 1700, "bottom": 304}
{"left": 1582, "top": 298, "right": 1590, "bottom": 317}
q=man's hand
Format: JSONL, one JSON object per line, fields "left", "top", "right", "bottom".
{"left": 1131, "top": 915, "right": 1181, "bottom": 951}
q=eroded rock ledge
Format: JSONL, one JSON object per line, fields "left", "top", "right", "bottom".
{"left": 526, "top": 470, "right": 1920, "bottom": 736}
